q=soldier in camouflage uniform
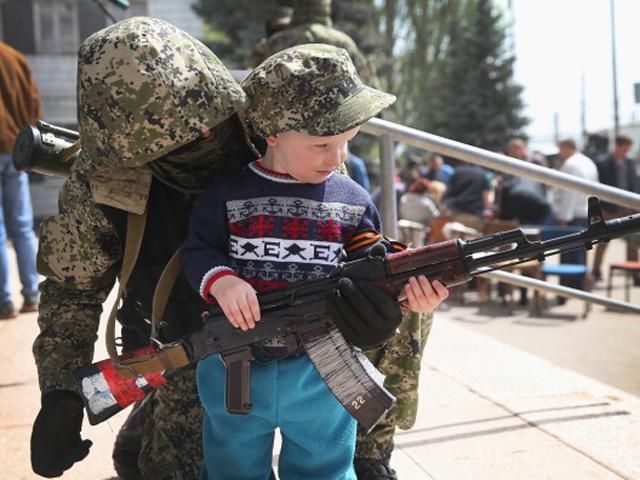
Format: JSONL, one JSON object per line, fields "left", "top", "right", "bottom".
{"left": 247, "top": 2, "right": 436, "bottom": 479}
{"left": 246, "top": 0, "right": 377, "bottom": 88}
{"left": 29, "top": 17, "right": 255, "bottom": 479}
{"left": 245, "top": 5, "right": 293, "bottom": 69}
{"left": 355, "top": 311, "right": 434, "bottom": 480}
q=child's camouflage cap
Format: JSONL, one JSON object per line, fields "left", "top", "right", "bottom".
{"left": 241, "top": 43, "right": 396, "bottom": 137}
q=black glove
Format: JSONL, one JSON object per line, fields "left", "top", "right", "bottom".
{"left": 326, "top": 277, "right": 402, "bottom": 349}
{"left": 31, "top": 390, "right": 93, "bottom": 478}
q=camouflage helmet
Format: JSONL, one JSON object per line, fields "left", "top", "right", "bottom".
{"left": 267, "top": 6, "right": 293, "bottom": 35}
{"left": 291, "top": 0, "right": 332, "bottom": 27}
{"left": 241, "top": 43, "right": 395, "bottom": 138}
{"left": 76, "top": 16, "right": 246, "bottom": 171}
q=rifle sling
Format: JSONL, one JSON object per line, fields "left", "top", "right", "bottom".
{"left": 151, "top": 249, "right": 183, "bottom": 341}
{"left": 117, "top": 344, "right": 190, "bottom": 378}
{"left": 107, "top": 215, "right": 191, "bottom": 376}
{"left": 112, "top": 250, "right": 190, "bottom": 376}
{"left": 106, "top": 207, "right": 148, "bottom": 366}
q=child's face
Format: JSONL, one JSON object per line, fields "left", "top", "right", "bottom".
{"left": 264, "top": 127, "right": 360, "bottom": 184}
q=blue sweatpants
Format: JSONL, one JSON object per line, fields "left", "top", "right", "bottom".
{"left": 197, "top": 354, "right": 357, "bottom": 480}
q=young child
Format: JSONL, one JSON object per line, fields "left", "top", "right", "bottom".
{"left": 181, "top": 44, "right": 449, "bottom": 480}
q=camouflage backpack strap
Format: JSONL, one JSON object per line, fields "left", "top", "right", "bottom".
{"left": 105, "top": 206, "right": 148, "bottom": 366}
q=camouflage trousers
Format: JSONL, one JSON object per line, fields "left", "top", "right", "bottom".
{"left": 114, "top": 367, "right": 203, "bottom": 480}
{"left": 355, "top": 310, "right": 433, "bottom": 461}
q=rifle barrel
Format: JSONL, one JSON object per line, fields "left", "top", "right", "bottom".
{"left": 468, "top": 212, "right": 640, "bottom": 272}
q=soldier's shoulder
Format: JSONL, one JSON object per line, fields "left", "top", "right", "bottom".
{"left": 246, "top": 38, "right": 270, "bottom": 68}
{"left": 305, "top": 25, "right": 364, "bottom": 57}
{"left": 306, "top": 24, "right": 377, "bottom": 84}
{"left": 263, "top": 26, "right": 315, "bottom": 55}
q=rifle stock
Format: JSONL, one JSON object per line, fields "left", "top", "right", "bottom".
{"left": 73, "top": 345, "right": 168, "bottom": 425}
{"left": 73, "top": 197, "right": 640, "bottom": 428}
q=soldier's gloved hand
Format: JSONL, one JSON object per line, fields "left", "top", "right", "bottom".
{"left": 31, "top": 390, "right": 93, "bottom": 478}
{"left": 326, "top": 277, "right": 402, "bottom": 349}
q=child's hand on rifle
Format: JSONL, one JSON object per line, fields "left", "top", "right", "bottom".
{"left": 402, "top": 276, "right": 449, "bottom": 313}
{"left": 209, "top": 276, "right": 260, "bottom": 331}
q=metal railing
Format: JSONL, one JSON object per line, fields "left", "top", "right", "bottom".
{"left": 361, "top": 117, "right": 640, "bottom": 313}
{"left": 484, "top": 270, "right": 640, "bottom": 314}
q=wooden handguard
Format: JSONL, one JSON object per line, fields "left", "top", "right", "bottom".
{"left": 385, "top": 239, "right": 462, "bottom": 275}
{"left": 375, "top": 239, "right": 470, "bottom": 295}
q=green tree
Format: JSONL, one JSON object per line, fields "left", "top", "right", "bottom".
{"left": 430, "top": 0, "right": 528, "bottom": 150}
{"left": 371, "top": 0, "right": 472, "bottom": 128}
{"left": 392, "top": 0, "right": 462, "bottom": 127}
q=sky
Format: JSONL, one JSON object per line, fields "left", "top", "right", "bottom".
{"left": 505, "top": 0, "right": 640, "bottom": 149}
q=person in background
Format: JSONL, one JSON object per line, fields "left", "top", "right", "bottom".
{"left": 505, "top": 137, "right": 548, "bottom": 167}
{"left": 494, "top": 138, "right": 553, "bottom": 306}
{"left": 553, "top": 139, "right": 599, "bottom": 226}
{"left": 592, "top": 134, "right": 640, "bottom": 283}
{"left": 345, "top": 149, "right": 371, "bottom": 191}
{"left": 399, "top": 178, "right": 440, "bottom": 227}
{"left": 441, "top": 164, "right": 494, "bottom": 231}
{"left": 552, "top": 138, "right": 598, "bottom": 295}
{"left": 0, "top": 41, "right": 41, "bottom": 319}
{"left": 245, "top": 5, "right": 293, "bottom": 69}
{"left": 500, "top": 137, "right": 552, "bottom": 225}
{"left": 370, "top": 174, "right": 405, "bottom": 217}
{"left": 583, "top": 132, "right": 610, "bottom": 162}
{"left": 425, "top": 153, "right": 454, "bottom": 184}
{"left": 398, "top": 154, "right": 428, "bottom": 190}
{"left": 248, "top": 0, "right": 377, "bottom": 86}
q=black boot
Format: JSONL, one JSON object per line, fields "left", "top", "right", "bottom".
{"left": 354, "top": 458, "right": 398, "bottom": 480}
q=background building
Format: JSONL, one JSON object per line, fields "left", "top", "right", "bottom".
{"left": 0, "top": 0, "right": 203, "bottom": 127}
{"left": 0, "top": 0, "right": 204, "bottom": 220}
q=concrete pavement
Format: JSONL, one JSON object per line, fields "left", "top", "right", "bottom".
{"left": 1, "top": 241, "right": 639, "bottom": 479}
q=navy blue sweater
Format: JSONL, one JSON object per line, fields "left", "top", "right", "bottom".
{"left": 181, "top": 160, "right": 393, "bottom": 301}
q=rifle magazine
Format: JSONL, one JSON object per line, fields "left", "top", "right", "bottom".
{"left": 303, "top": 326, "right": 396, "bottom": 433}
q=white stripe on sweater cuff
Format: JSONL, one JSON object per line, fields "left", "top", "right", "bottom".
{"left": 199, "top": 266, "right": 236, "bottom": 299}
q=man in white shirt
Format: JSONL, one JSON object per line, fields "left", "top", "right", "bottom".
{"left": 553, "top": 138, "right": 599, "bottom": 225}
{"left": 552, "top": 138, "right": 599, "bottom": 295}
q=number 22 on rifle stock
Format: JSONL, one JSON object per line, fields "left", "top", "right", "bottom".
{"left": 352, "top": 395, "right": 366, "bottom": 410}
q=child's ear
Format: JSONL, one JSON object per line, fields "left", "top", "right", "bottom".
{"left": 266, "top": 135, "right": 278, "bottom": 147}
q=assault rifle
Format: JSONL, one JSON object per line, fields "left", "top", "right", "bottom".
{"left": 74, "top": 197, "right": 640, "bottom": 431}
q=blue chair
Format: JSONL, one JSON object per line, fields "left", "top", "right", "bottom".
{"left": 539, "top": 225, "right": 592, "bottom": 317}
